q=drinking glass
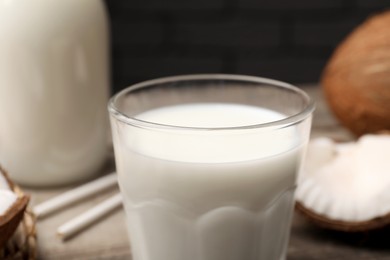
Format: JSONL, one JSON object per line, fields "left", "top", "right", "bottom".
{"left": 108, "top": 74, "right": 314, "bottom": 260}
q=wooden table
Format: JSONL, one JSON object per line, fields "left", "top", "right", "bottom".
{"left": 27, "top": 85, "right": 390, "bottom": 260}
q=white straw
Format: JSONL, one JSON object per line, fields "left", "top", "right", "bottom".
{"left": 57, "top": 193, "right": 122, "bottom": 240}
{"left": 33, "top": 173, "right": 118, "bottom": 219}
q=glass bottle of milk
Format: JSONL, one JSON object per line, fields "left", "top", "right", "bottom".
{"left": 0, "top": 0, "right": 109, "bottom": 186}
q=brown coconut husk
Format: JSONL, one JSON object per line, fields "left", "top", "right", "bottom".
{"left": 0, "top": 207, "right": 37, "bottom": 260}
{"left": 322, "top": 10, "right": 390, "bottom": 136}
{"left": 296, "top": 202, "right": 390, "bottom": 232}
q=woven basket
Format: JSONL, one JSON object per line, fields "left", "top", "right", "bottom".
{"left": 0, "top": 208, "right": 37, "bottom": 260}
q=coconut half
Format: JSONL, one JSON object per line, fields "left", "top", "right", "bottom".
{"left": 296, "top": 134, "right": 390, "bottom": 231}
{"left": 0, "top": 167, "right": 29, "bottom": 249}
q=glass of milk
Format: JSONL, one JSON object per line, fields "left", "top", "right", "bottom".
{"left": 109, "top": 74, "right": 314, "bottom": 260}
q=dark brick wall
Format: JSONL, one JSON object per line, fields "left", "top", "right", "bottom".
{"left": 104, "top": 0, "right": 389, "bottom": 93}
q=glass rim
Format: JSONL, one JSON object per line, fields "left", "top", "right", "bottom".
{"left": 108, "top": 74, "right": 315, "bottom": 131}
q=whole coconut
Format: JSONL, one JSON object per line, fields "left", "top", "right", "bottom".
{"left": 322, "top": 11, "right": 390, "bottom": 136}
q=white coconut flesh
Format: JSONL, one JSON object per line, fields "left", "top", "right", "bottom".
{"left": 0, "top": 172, "right": 17, "bottom": 216}
{"left": 0, "top": 190, "right": 18, "bottom": 216}
{"left": 296, "top": 135, "right": 390, "bottom": 222}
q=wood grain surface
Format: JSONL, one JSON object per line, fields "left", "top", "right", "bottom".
{"left": 26, "top": 85, "right": 390, "bottom": 260}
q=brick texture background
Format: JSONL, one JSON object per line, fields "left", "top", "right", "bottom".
{"left": 104, "top": 0, "right": 389, "bottom": 93}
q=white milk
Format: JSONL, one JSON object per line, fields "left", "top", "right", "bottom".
{"left": 0, "top": 0, "right": 109, "bottom": 186}
{"left": 113, "top": 103, "right": 302, "bottom": 260}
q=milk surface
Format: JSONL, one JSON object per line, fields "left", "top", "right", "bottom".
{"left": 113, "top": 103, "right": 302, "bottom": 260}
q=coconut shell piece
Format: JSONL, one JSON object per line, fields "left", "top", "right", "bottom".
{"left": 296, "top": 134, "right": 390, "bottom": 232}
{"left": 322, "top": 11, "right": 390, "bottom": 136}
{"left": 0, "top": 167, "right": 30, "bottom": 249}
